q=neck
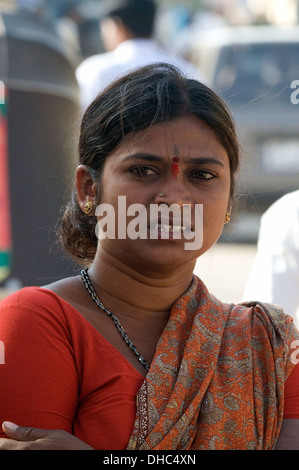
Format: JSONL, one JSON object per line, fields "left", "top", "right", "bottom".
{"left": 87, "top": 249, "right": 195, "bottom": 320}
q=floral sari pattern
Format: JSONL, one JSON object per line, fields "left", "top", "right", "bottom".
{"left": 127, "top": 276, "right": 299, "bottom": 450}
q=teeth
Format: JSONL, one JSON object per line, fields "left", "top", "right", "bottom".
{"left": 152, "top": 224, "right": 186, "bottom": 232}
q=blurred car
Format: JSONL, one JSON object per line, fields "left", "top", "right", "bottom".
{"left": 189, "top": 25, "right": 299, "bottom": 241}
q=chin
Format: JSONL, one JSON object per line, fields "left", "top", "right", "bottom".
{"left": 132, "top": 243, "right": 200, "bottom": 270}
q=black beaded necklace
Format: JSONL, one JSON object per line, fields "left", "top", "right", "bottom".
{"left": 80, "top": 268, "right": 150, "bottom": 372}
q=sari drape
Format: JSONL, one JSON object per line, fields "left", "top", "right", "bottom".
{"left": 127, "top": 276, "right": 299, "bottom": 450}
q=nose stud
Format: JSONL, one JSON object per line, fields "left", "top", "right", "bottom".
{"left": 159, "top": 193, "right": 165, "bottom": 197}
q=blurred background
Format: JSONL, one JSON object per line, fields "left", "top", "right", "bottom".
{"left": 0, "top": 0, "right": 298, "bottom": 303}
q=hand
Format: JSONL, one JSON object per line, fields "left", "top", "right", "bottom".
{"left": 0, "top": 422, "right": 94, "bottom": 450}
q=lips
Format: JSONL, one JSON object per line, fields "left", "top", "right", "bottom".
{"left": 151, "top": 223, "right": 187, "bottom": 233}
{"left": 150, "top": 213, "right": 193, "bottom": 232}
{"left": 149, "top": 219, "right": 194, "bottom": 241}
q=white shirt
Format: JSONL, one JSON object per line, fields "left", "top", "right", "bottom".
{"left": 76, "top": 38, "right": 205, "bottom": 109}
{"left": 243, "top": 190, "right": 299, "bottom": 326}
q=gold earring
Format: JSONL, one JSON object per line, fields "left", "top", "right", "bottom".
{"left": 83, "top": 201, "right": 94, "bottom": 215}
{"left": 224, "top": 212, "right": 231, "bottom": 224}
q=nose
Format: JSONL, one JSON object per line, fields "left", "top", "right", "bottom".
{"left": 155, "top": 174, "right": 192, "bottom": 207}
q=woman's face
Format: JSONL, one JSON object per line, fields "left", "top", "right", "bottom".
{"left": 95, "top": 115, "right": 231, "bottom": 271}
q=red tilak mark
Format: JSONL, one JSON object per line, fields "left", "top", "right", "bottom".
{"left": 171, "top": 163, "right": 180, "bottom": 177}
{"left": 172, "top": 157, "right": 180, "bottom": 178}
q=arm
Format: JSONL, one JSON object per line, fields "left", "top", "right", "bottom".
{"left": 276, "top": 360, "right": 299, "bottom": 449}
{"left": 0, "top": 422, "right": 93, "bottom": 450}
{"left": 275, "top": 419, "right": 299, "bottom": 450}
{"left": 0, "top": 290, "right": 78, "bottom": 437}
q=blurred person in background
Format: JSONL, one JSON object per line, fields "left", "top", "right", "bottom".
{"left": 76, "top": 0, "right": 204, "bottom": 109}
{"left": 243, "top": 190, "right": 299, "bottom": 327}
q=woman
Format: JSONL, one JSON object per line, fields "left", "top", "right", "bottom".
{"left": 0, "top": 63, "right": 298, "bottom": 450}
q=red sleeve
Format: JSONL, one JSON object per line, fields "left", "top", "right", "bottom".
{"left": 0, "top": 288, "right": 78, "bottom": 436}
{"left": 284, "top": 363, "right": 299, "bottom": 419}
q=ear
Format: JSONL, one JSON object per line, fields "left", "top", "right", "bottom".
{"left": 76, "top": 165, "right": 97, "bottom": 212}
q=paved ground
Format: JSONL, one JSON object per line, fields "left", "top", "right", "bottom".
{"left": 194, "top": 242, "right": 257, "bottom": 304}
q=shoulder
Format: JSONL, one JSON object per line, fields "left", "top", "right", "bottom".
{"left": 1, "top": 286, "right": 68, "bottom": 309}
{"left": 195, "top": 276, "right": 288, "bottom": 329}
{"left": 76, "top": 52, "right": 114, "bottom": 78}
{"left": 195, "top": 276, "right": 299, "bottom": 378}
{"left": 207, "top": 286, "right": 298, "bottom": 353}
{"left": 229, "top": 300, "right": 293, "bottom": 336}
{"left": 270, "top": 190, "right": 299, "bottom": 211}
{"left": 232, "top": 301, "right": 299, "bottom": 376}
{"left": 0, "top": 287, "right": 75, "bottom": 332}
{"left": 261, "top": 191, "right": 299, "bottom": 228}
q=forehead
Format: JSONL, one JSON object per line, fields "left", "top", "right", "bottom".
{"left": 113, "top": 115, "right": 228, "bottom": 161}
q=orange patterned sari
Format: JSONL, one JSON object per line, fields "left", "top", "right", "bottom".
{"left": 127, "top": 276, "right": 299, "bottom": 450}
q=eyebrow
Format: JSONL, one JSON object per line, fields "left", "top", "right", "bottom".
{"left": 123, "top": 153, "right": 162, "bottom": 162}
{"left": 189, "top": 157, "right": 225, "bottom": 167}
{"left": 123, "top": 153, "right": 225, "bottom": 167}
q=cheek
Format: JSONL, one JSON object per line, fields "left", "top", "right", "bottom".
{"left": 200, "top": 182, "right": 230, "bottom": 211}
{"left": 203, "top": 207, "right": 225, "bottom": 233}
{"left": 197, "top": 204, "right": 226, "bottom": 254}
{"left": 201, "top": 190, "right": 230, "bottom": 230}
{"left": 98, "top": 175, "right": 125, "bottom": 204}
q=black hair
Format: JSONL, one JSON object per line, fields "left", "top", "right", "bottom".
{"left": 100, "top": 0, "right": 156, "bottom": 38}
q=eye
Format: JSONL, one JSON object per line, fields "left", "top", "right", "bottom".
{"left": 190, "top": 170, "right": 216, "bottom": 180}
{"left": 130, "top": 165, "right": 157, "bottom": 178}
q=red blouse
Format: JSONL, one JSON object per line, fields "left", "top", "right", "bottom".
{"left": 284, "top": 362, "right": 299, "bottom": 419}
{"left": 0, "top": 288, "right": 144, "bottom": 449}
{"left": 0, "top": 287, "right": 298, "bottom": 449}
